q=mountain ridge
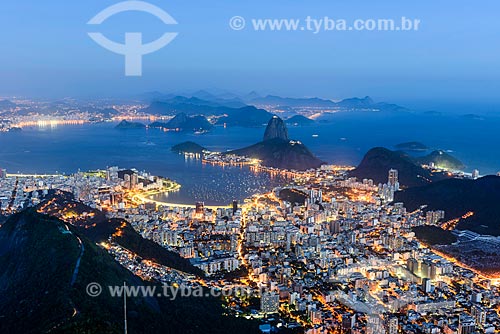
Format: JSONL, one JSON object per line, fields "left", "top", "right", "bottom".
{"left": 0, "top": 209, "right": 259, "bottom": 333}
{"left": 394, "top": 175, "right": 500, "bottom": 236}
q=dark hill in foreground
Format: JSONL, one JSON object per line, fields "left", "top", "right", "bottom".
{"left": 37, "top": 190, "right": 204, "bottom": 276}
{"left": 0, "top": 209, "right": 258, "bottom": 333}
{"left": 395, "top": 176, "right": 500, "bottom": 236}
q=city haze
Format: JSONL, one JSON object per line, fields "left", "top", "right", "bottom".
{"left": 1, "top": 0, "right": 500, "bottom": 107}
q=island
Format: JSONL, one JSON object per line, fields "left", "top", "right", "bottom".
{"left": 395, "top": 141, "right": 429, "bottom": 152}
{"left": 462, "top": 114, "right": 485, "bottom": 121}
{"left": 171, "top": 141, "right": 207, "bottom": 154}
{"left": 115, "top": 120, "right": 146, "bottom": 129}
{"left": 228, "top": 116, "right": 324, "bottom": 170}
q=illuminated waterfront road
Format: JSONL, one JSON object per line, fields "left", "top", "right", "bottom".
{"left": 131, "top": 193, "right": 231, "bottom": 210}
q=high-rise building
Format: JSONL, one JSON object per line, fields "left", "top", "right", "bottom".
{"left": 426, "top": 210, "right": 445, "bottom": 225}
{"left": 232, "top": 200, "right": 238, "bottom": 214}
{"left": 341, "top": 313, "right": 355, "bottom": 333}
{"left": 329, "top": 221, "right": 341, "bottom": 234}
{"left": 0, "top": 168, "right": 6, "bottom": 179}
{"left": 386, "top": 316, "right": 398, "bottom": 334}
{"left": 472, "top": 169, "right": 480, "bottom": 180}
{"left": 230, "top": 234, "right": 237, "bottom": 252}
{"left": 285, "top": 232, "right": 292, "bottom": 252}
{"left": 388, "top": 169, "right": 399, "bottom": 190}
{"left": 472, "top": 304, "right": 487, "bottom": 327}
{"left": 407, "top": 258, "right": 418, "bottom": 274}
{"left": 130, "top": 173, "right": 138, "bottom": 189}
{"left": 366, "top": 314, "right": 384, "bottom": 334}
{"left": 422, "top": 278, "right": 432, "bottom": 293}
{"left": 471, "top": 292, "right": 482, "bottom": 303}
{"left": 458, "top": 315, "right": 476, "bottom": 334}
{"left": 260, "top": 292, "right": 279, "bottom": 314}
{"left": 420, "top": 262, "right": 432, "bottom": 279}
{"left": 195, "top": 202, "right": 204, "bottom": 215}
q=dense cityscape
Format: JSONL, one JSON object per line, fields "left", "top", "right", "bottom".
{"left": 2, "top": 152, "right": 499, "bottom": 333}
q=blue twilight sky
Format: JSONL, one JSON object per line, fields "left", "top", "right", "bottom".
{"left": 0, "top": 0, "right": 499, "bottom": 108}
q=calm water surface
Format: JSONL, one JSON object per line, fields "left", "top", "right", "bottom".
{"left": 1, "top": 112, "right": 499, "bottom": 204}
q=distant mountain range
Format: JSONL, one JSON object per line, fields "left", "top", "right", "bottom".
{"left": 228, "top": 116, "right": 324, "bottom": 170}
{"left": 138, "top": 92, "right": 409, "bottom": 128}
{"left": 0, "top": 99, "right": 16, "bottom": 110}
{"left": 143, "top": 100, "right": 273, "bottom": 127}
{"left": 244, "top": 95, "right": 409, "bottom": 112}
{"left": 140, "top": 93, "right": 274, "bottom": 126}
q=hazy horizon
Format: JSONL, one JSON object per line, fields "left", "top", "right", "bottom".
{"left": 1, "top": 0, "right": 500, "bottom": 106}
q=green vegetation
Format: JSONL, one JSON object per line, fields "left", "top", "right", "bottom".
{"left": 0, "top": 209, "right": 259, "bottom": 333}
{"left": 112, "top": 223, "right": 205, "bottom": 277}
{"left": 412, "top": 226, "right": 457, "bottom": 245}
{"left": 279, "top": 188, "right": 308, "bottom": 204}
{"left": 38, "top": 191, "right": 205, "bottom": 276}
{"left": 415, "top": 150, "right": 465, "bottom": 171}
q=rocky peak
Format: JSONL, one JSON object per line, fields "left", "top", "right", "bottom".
{"left": 263, "top": 116, "right": 289, "bottom": 141}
